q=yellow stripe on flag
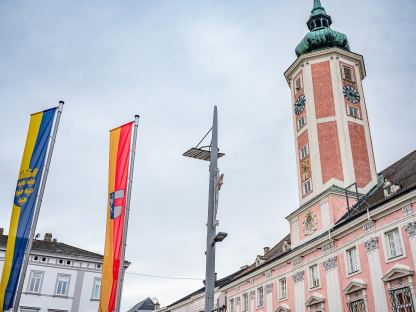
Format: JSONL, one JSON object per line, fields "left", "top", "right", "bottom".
{"left": 0, "top": 112, "right": 43, "bottom": 310}
{"left": 99, "top": 127, "right": 120, "bottom": 311}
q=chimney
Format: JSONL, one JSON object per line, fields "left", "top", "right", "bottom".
{"left": 0, "top": 228, "right": 4, "bottom": 236}
{"left": 52, "top": 238, "right": 57, "bottom": 243}
{"left": 155, "top": 302, "right": 160, "bottom": 310}
{"left": 264, "top": 246, "right": 270, "bottom": 255}
{"left": 44, "top": 233, "right": 52, "bottom": 242}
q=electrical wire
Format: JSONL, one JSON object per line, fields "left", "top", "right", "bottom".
{"left": 125, "top": 271, "right": 203, "bottom": 281}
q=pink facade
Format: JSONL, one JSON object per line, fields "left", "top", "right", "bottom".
{"left": 317, "top": 122, "right": 344, "bottom": 184}
{"left": 163, "top": 2, "right": 416, "bottom": 312}
{"left": 348, "top": 122, "right": 372, "bottom": 188}
{"left": 311, "top": 61, "right": 335, "bottom": 119}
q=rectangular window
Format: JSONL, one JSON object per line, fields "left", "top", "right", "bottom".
{"left": 309, "top": 264, "right": 320, "bottom": 288}
{"left": 347, "top": 247, "right": 359, "bottom": 274}
{"left": 55, "top": 274, "right": 70, "bottom": 296}
{"left": 27, "top": 271, "right": 44, "bottom": 293}
{"left": 300, "top": 144, "right": 309, "bottom": 160}
{"left": 343, "top": 66, "right": 353, "bottom": 81}
{"left": 91, "top": 277, "right": 101, "bottom": 300}
{"left": 242, "top": 293, "right": 248, "bottom": 312}
{"left": 386, "top": 229, "right": 403, "bottom": 259}
{"left": 348, "top": 106, "right": 360, "bottom": 118}
{"left": 229, "top": 299, "right": 234, "bottom": 312}
{"left": 389, "top": 287, "right": 415, "bottom": 312}
{"left": 298, "top": 115, "right": 306, "bottom": 130}
{"left": 257, "top": 287, "right": 264, "bottom": 307}
{"left": 279, "top": 278, "right": 287, "bottom": 299}
{"left": 20, "top": 308, "right": 40, "bottom": 312}
{"left": 303, "top": 179, "right": 312, "bottom": 195}
{"left": 295, "top": 78, "right": 302, "bottom": 92}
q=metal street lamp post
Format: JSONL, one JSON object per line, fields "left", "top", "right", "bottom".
{"left": 183, "top": 106, "right": 227, "bottom": 312}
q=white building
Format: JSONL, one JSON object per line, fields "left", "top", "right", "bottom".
{"left": 0, "top": 229, "right": 108, "bottom": 312}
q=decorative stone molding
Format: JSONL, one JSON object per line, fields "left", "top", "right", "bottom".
{"left": 406, "top": 222, "right": 416, "bottom": 237}
{"left": 293, "top": 256, "right": 303, "bottom": 268}
{"left": 364, "top": 237, "right": 378, "bottom": 252}
{"left": 303, "top": 210, "right": 318, "bottom": 236}
{"left": 363, "top": 220, "right": 374, "bottom": 231}
{"left": 343, "top": 280, "right": 367, "bottom": 295}
{"left": 323, "top": 256, "right": 337, "bottom": 271}
{"left": 292, "top": 271, "right": 304, "bottom": 283}
{"left": 265, "top": 270, "right": 272, "bottom": 278}
{"left": 250, "top": 290, "right": 255, "bottom": 299}
{"left": 236, "top": 297, "right": 241, "bottom": 304}
{"left": 322, "top": 241, "right": 334, "bottom": 254}
{"left": 403, "top": 204, "right": 413, "bottom": 216}
{"left": 265, "top": 283, "right": 273, "bottom": 293}
{"left": 382, "top": 264, "right": 413, "bottom": 282}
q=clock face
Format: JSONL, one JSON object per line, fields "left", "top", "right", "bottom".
{"left": 294, "top": 95, "right": 306, "bottom": 115}
{"left": 343, "top": 85, "right": 360, "bottom": 104}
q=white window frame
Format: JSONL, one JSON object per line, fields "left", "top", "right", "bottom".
{"left": 298, "top": 115, "right": 306, "bottom": 131}
{"left": 20, "top": 308, "right": 40, "bottom": 312}
{"left": 279, "top": 277, "right": 287, "bottom": 300}
{"left": 348, "top": 106, "right": 360, "bottom": 118}
{"left": 299, "top": 144, "right": 309, "bottom": 160}
{"left": 342, "top": 65, "right": 355, "bottom": 82}
{"left": 256, "top": 286, "right": 264, "bottom": 307}
{"left": 309, "top": 264, "right": 320, "bottom": 289}
{"left": 346, "top": 246, "right": 360, "bottom": 275}
{"left": 303, "top": 179, "right": 312, "bottom": 195}
{"left": 27, "top": 270, "right": 44, "bottom": 294}
{"left": 295, "top": 77, "right": 302, "bottom": 92}
{"left": 385, "top": 228, "right": 404, "bottom": 260}
{"left": 229, "top": 298, "right": 234, "bottom": 312}
{"left": 242, "top": 293, "right": 248, "bottom": 312}
{"left": 54, "top": 273, "right": 71, "bottom": 296}
{"left": 91, "top": 277, "right": 101, "bottom": 300}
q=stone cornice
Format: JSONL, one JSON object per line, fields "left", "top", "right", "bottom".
{"left": 284, "top": 47, "right": 366, "bottom": 85}
{"left": 285, "top": 185, "right": 357, "bottom": 221}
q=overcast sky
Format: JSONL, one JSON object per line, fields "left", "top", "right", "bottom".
{"left": 0, "top": 0, "right": 415, "bottom": 310}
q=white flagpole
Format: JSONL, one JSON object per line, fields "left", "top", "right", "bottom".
{"left": 12, "top": 101, "right": 64, "bottom": 312}
{"left": 115, "top": 115, "right": 139, "bottom": 312}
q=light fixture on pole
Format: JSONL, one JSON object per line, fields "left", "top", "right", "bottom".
{"left": 183, "top": 106, "right": 227, "bottom": 312}
{"left": 213, "top": 232, "right": 228, "bottom": 244}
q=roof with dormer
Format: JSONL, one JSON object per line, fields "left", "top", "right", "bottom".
{"left": 0, "top": 234, "right": 102, "bottom": 260}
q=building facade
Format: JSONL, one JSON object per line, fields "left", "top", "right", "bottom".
{"left": 162, "top": 1, "right": 416, "bottom": 312}
{"left": 0, "top": 231, "right": 104, "bottom": 312}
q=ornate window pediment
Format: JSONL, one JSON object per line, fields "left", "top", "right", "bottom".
{"left": 382, "top": 264, "right": 413, "bottom": 282}
{"left": 275, "top": 304, "right": 290, "bottom": 312}
{"left": 305, "top": 294, "right": 325, "bottom": 306}
{"left": 344, "top": 279, "right": 367, "bottom": 294}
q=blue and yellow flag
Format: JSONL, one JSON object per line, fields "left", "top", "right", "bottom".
{"left": 0, "top": 108, "right": 57, "bottom": 311}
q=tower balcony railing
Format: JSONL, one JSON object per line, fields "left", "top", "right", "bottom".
{"left": 347, "top": 171, "right": 416, "bottom": 217}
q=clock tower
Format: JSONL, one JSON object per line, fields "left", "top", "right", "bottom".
{"left": 285, "top": 0, "right": 378, "bottom": 206}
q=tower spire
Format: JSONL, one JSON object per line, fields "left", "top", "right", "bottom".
{"left": 311, "top": 0, "right": 326, "bottom": 16}
{"left": 307, "top": 0, "right": 332, "bottom": 30}
{"left": 294, "top": 0, "right": 350, "bottom": 57}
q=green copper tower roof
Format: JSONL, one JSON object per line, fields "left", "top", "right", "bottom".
{"left": 295, "top": 0, "right": 350, "bottom": 57}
